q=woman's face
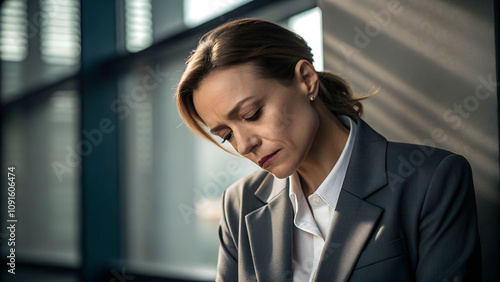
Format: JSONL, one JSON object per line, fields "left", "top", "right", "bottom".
{"left": 192, "top": 62, "right": 320, "bottom": 179}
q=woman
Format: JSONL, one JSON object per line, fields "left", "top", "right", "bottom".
{"left": 176, "top": 19, "right": 481, "bottom": 281}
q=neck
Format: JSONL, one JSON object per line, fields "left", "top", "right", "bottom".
{"left": 297, "top": 105, "right": 350, "bottom": 198}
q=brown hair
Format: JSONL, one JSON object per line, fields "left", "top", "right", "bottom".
{"left": 176, "top": 18, "right": 366, "bottom": 148}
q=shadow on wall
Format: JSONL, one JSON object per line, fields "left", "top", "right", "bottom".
{"left": 320, "top": 0, "right": 498, "bottom": 280}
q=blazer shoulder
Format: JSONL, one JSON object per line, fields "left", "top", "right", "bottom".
{"left": 385, "top": 141, "right": 473, "bottom": 193}
{"left": 386, "top": 141, "right": 471, "bottom": 169}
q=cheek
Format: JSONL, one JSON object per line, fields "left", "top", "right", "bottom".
{"left": 270, "top": 103, "right": 298, "bottom": 133}
{"left": 265, "top": 99, "right": 319, "bottom": 148}
{"left": 289, "top": 109, "right": 318, "bottom": 150}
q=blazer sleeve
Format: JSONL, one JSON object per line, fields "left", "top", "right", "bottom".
{"left": 216, "top": 190, "right": 239, "bottom": 282}
{"left": 416, "top": 154, "right": 482, "bottom": 281}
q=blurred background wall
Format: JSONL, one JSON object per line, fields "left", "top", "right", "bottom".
{"left": 0, "top": 0, "right": 498, "bottom": 281}
{"left": 321, "top": 0, "right": 498, "bottom": 280}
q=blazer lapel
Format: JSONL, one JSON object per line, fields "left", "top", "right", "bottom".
{"left": 314, "top": 116, "right": 388, "bottom": 281}
{"left": 245, "top": 176, "right": 294, "bottom": 281}
{"left": 313, "top": 191, "right": 383, "bottom": 281}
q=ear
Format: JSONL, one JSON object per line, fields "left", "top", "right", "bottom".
{"left": 294, "top": 59, "right": 319, "bottom": 96}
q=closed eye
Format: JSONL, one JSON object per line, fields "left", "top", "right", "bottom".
{"left": 221, "top": 131, "right": 233, "bottom": 144}
{"left": 221, "top": 106, "right": 262, "bottom": 144}
{"left": 244, "top": 107, "right": 262, "bottom": 122}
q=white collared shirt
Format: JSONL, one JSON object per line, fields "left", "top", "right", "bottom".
{"left": 288, "top": 116, "right": 357, "bottom": 281}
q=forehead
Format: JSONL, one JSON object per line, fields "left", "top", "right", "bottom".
{"left": 192, "top": 64, "right": 264, "bottom": 125}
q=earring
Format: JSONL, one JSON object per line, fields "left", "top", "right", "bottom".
{"left": 309, "top": 95, "right": 315, "bottom": 101}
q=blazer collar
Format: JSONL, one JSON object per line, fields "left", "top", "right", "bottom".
{"left": 254, "top": 173, "right": 288, "bottom": 204}
{"left": 314, "top": 116, "right": 388, "bottom": 281}
{"left": 313, "top": 190, "right": 383, "bottom": 281}
{"left": 342, "top": 116, "right": 388, "bottom": 198}
{"left": 246, "top": 175, "right": 293, "bottom": 281}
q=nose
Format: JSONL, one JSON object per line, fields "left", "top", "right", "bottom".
{"left": 233, "top": 128, "right": 259, "bottom": 155}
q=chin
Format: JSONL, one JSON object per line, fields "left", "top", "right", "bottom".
{"left": 265, "top": 165, "right": 296, "bottom": 180}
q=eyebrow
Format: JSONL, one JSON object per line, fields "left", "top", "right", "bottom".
{"left": 209, "top": 96, "right": 255, "bottom": 134}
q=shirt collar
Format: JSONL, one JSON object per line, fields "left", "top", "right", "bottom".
{"left": 289, "top": 115, "right": 357, "bottom": 211}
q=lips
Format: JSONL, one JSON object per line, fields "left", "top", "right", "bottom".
{"left": 258, "top": 150, "right": 280, "bottom": 169}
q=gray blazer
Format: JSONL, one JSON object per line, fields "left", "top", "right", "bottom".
{"left": 216, "top": 116, "right": 482, "bottom": 281}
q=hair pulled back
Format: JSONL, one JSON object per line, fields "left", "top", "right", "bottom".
{"left": 176, "top": 18, "right": 365, "bottom": 146}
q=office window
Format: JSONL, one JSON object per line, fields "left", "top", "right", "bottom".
{"left": 0, "top": 0, "right": 28, "bottom": 61}
{"left": 1, "top": 88, "right": 80, "bottom": 266}
{"left": 2, "top": 0, "right": 81, "bottom": 104}
{"left": 125, "top": 0, "right": 153, "bottom": 52}
{"left": 288, "top": 7, "right": 323, "bottom": 71}
{"left": 40, "top": 0, "right": 81, "bottom": 65}
{"left": 183, "top": 0, "right": 252, "bottom": 27}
